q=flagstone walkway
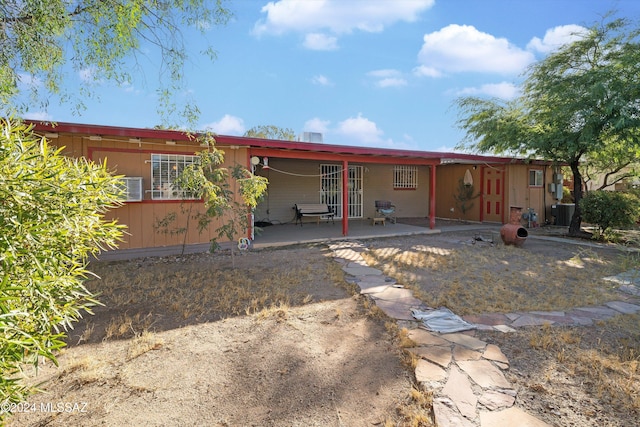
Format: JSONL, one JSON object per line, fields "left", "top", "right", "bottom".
{"left": 329, "top": 241, "right": 640, "bottom": 427}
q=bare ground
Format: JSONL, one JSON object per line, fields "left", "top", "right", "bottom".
{"left": 7, "top": 246, "right": 419, "bottom": 427}
{"left": 7, "top": 226, "right": 640, "bottom": 427}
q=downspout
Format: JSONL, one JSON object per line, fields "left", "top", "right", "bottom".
{"left": 429, "top": 164, "right": 437, "bottom": 229}
{"left": 342, "top": 160, "right": 349, "bottom": 236}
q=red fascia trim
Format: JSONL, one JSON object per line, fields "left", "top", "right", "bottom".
{"left": 27, "top": 120, "right": 197, "bottom": 142}
{"left": 87, "top": 146, "right": 200, "bottom": 161}
{"left": 28, "top": 120, "right": 555, "bottom": 166}
{"left": 249, "top": 147, "right": 438, "bottom": 166}
{"left": 216, "top": 134, "right": 443, "bottom": 160}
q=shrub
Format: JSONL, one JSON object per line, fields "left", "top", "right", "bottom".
{"left": 0, "top": 120, "right": 123, "bottom": 414}
{"left": 580, "top": 190, "right": 640, "bottom": 236}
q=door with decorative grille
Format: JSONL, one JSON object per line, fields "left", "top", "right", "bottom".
{"left": 320, "top": 164, "right": 363, "bottom": 219}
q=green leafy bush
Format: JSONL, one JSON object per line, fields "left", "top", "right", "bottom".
{"left": 580, "top": 190, "right": 640, "bottom": 236}
{"left": 0, "top": 120, "right": 123, "bottom": 415}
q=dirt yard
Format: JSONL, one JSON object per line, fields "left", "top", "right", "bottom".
{"left": 8, "top": 245, "right": 423, "bottom": 427}
{"left": 7, "top": 227, "right": 640, "bottom": 427}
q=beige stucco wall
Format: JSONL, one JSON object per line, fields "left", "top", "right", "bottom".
{"left": 254, "top": 159, "right": 431, "bottom": 224}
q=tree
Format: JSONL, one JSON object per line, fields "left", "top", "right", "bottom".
{"left": 582, "top": 133, "right": 640, "bottom": 192}
{"left": 580, "top": 190, "right": 640, "bottom": 237}
{"left": 0, "top": 0, "right": 231, "bottom": 125}
{"left": 244, "top": 125, "right": 297, "bottom": 141}
{"left": 455, "top": 15, "right": 640, "bottom": 236}
{"left": 155, "top": 133, "right": 268, "bottom": 265}
{"left": 0, "top": 120, "right": 124, "bottom": 412}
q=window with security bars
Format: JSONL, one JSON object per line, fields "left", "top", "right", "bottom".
{"left": 150, "top": 154, "right": 199, "bottom": 200}
{"left": 394, "top": 165, "right": 418, "bottom": 189}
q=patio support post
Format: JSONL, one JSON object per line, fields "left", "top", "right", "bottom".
{"left": 430, "top": 164, "right": 437, "bottom": 229}
{"left": 342, "top": 160, "right": 349, "bottom": 236}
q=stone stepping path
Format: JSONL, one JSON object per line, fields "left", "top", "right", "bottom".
{"left": 329, "top": 241, "right": 640, "bottom": 427}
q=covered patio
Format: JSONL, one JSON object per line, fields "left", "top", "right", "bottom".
{"left": 252, "top": 218, "right": 440, "bottom": 248}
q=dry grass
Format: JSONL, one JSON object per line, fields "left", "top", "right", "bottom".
{"left": 363, "top": 243, "right": 629, "bottom": 315}
{"left": 85, "top": 249, "right": 340, "bottom": 340}
{"left": 384, "top": 384, "right": 435, "bottom": 427}
{"left": 126, "top": 331, "right": 163, "bottom": 361}
{"left": 498, "top": 312, "right": 640, "bottom": 416}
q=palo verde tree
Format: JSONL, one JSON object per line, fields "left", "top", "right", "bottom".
{"left": 0, "top": 120, "right": 124, "bottom": 412}
{"left": 456, "top": 14, "right": 640, "bottom": 236}
{"left": 0, "top": 0, "right": 231, "bottom": 125}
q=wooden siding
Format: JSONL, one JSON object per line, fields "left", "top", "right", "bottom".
{"left": 50, "top": 133, "right": 247, "bottom": 250}
{"left": 436, "top": 164, "right": 557, "bottom": 225}
{"left": 435, "top": 165, "right": 482, "bottom": 222}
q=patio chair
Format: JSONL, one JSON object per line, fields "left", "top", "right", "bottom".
{"left": 375, "top": 200, "right": 396, "bottom": 224}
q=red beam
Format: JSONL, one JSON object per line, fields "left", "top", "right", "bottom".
{"left": 342, "top": 160, "right": 349, "bottom": 236}
{"left": 430, "top": 165, "right": 437, "bottom": 229}
{"left": 249, "top": 147, "right": 438, "bottom": 166}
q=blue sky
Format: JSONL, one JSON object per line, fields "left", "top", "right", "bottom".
{"left": 24, "top": 0, "right": 639, "bottom": 152}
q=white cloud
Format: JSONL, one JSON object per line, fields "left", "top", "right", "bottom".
{"left": 311, "top": 75, "right": 333, "bottom": 86}
{"left": 303, "top": 33, "right": 338, "bottom": 50}
{"left": 367, "top": 69, "right": 407, "bottom": 88}
{"left": 253, "top": 0, "right": 434, "bottom": 49}
{"left": 23, "top": 111, "right": 52, "bottom": 121}
{"left": 417, "top": 24, "right": 535, "bottom": 75}
{"left": 377, "top": 78, "right": 407, "bottom": 88}
{"left": 457, "top": 82, "right": 520, "bottom": 100}
{"left": 202, "top": 114, "right": 245, "bottom": 135}
{"left": 336, "top": 113, "right": 385, "bottom": 145}
{"left": 304, "top": 117, "right": 331, "bottom": 134}
{"left": 527, "top": 24, "right": 588, "bottom": 53}
{"left": 412, "top": 65, "right": 442, "bottom": 78}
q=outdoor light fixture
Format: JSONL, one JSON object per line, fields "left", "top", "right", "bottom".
{"left": 463, "top": 169, "right": 473, "bottom": 186}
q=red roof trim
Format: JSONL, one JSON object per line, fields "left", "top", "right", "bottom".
{"left": 27, "top": 120, "right": 196, "bottom": 142}
{"left": 26, "top": 120, "right": 553, "bottom": 165}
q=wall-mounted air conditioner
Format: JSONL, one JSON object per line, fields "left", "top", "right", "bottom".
{"left": 119, "top": 177, "right": 143, "bottom": 202}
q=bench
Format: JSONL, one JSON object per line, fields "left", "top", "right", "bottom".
{"left": 294, "top": 203, "right": 335, "bottom": 226}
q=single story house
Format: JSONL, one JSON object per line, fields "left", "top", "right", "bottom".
{"left": 29, "top": 121, "right": 564, "bottom": 253}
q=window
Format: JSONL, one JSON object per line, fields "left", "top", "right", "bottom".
{"left": 394, "top": 165, "right": 418, "bottom": 189}
{"left": 151, "top": 154, "right": 199, "bottom": 200}
{"left": 529, "top": 169, "right": 543, "bottom": 187}
{"left": 117, "top": 177, "right": 143, "bottom": 202}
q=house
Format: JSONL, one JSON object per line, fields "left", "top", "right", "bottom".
{"left": 29, "top": 121, "right": 562, "bottom": 254}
